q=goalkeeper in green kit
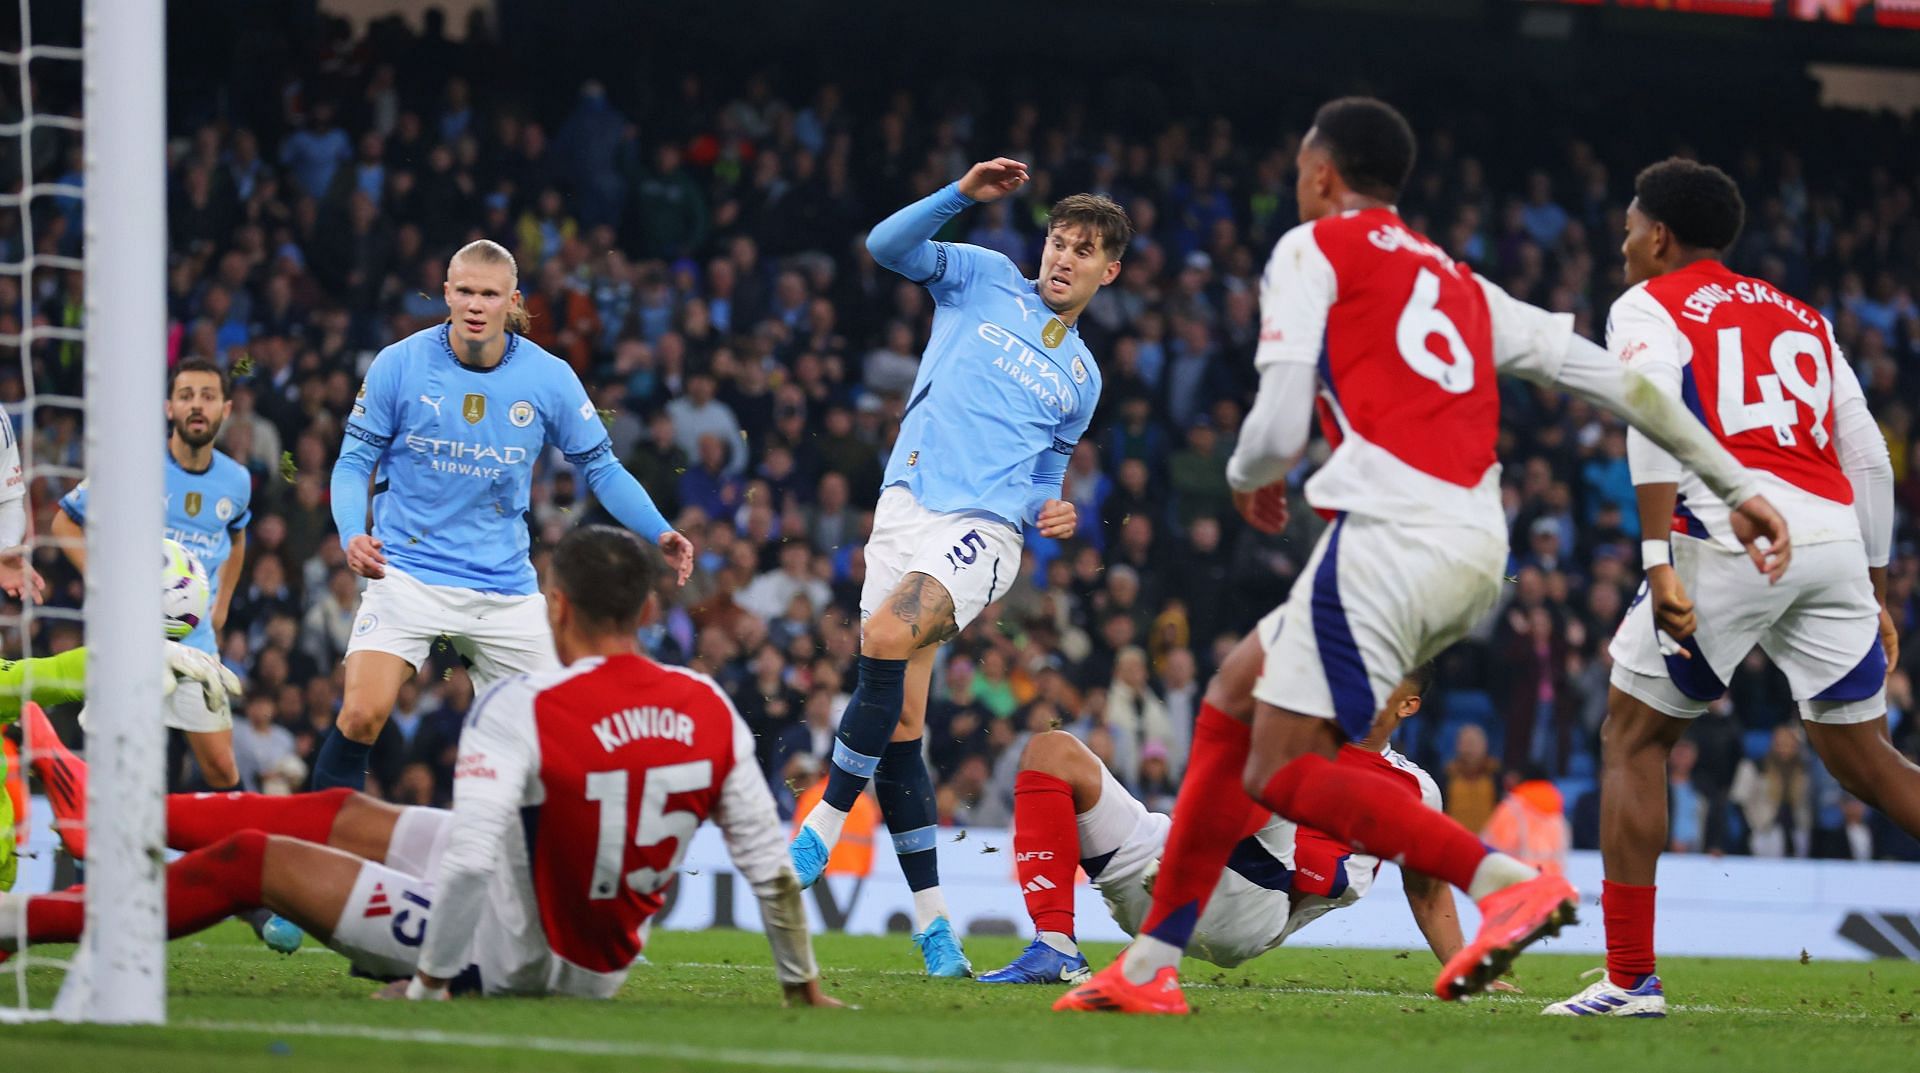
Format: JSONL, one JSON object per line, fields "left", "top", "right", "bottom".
{"left": 0, "top": 548, "right": 240, "bottom": 890}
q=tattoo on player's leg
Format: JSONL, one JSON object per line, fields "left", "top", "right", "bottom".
{"left": 891, "top": 573, "right": 958, "bottom": 649}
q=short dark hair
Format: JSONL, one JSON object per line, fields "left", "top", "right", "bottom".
{"left": 1404, "top": 660, "right": 1437, "bottom": 697}
{"left": 1048, "top": 193, "right": 1133, "bottom": 261}
{"left": 551, "top": 525, "right": 659, "bottom": 631}
{"left": 1309, "top": 97, "right": 1417, "bottom": 202}
{"left": 168, "top": 356, "right": 230, "bottom": 399}
{"left": 1633, "top": 158, "right": 1745, "bottom": 253}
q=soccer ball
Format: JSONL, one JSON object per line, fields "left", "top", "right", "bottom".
{"left": 161, "top": 538, "right": 211, "bottom": 639}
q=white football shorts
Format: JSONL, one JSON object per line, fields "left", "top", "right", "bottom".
{"left": 1075, "top": 764, "right": 1299, "bottom": 968}
{"left": 1252, "top": 514, "right": 1507, "bottom": 738}
{"left": 1610, "top": 535, "right": 1885, "bottom": 724}
{"left": 346, "top": 567, "right": 559, "bottom": 690}
{"left": 328, "top": 805, "right": 452, "bottom": 982}
{"left": 860, "top": 485, "right": 1022, "bottom": 634}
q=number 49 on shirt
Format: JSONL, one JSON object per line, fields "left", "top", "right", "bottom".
{"left": 1714, "top": 326, "right": 1831, "bottom": 449}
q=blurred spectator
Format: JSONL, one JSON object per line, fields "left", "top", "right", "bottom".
{"left": 1732, "top": 726, "right": 1814, "bottom": 858}
{"left": 1668, "top": 738, "right": 1704, "bottom": 855}
{"left": 1444, "top": 724, "right": 1500, "bottom": 834}
{"left": 1812, "top": 797, "right": 1880, "bottom": 861}
{"left": 1482, "top": 765, "right": 1571, "bottom": 874}
{"left": 232, "top": 693, "right": 298, "bottom": 792}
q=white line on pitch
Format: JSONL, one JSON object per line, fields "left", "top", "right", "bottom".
{"left": 179, "top": 1019, "right": 1192, "bottom": 1073}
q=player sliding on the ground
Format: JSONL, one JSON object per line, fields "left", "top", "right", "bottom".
{"left": 983, "top": 667, "right": 1494, "bottom": 984}
{"left": 9, "top": 527, "right": 834, "bottom": 1005}
{"left": 787, "top": 158, "right": 1130, "bottom": 977}
{"left": 313, "top": 239, "right": 692, "bottom": 793}
{"left": 1545, "top": 160, "right": 1920, "bottom": 1019}
{"left": 1056, "top": 97, "right": 1792, "bottom": 1015}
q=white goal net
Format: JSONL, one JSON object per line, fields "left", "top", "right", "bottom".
{"left": 2, "top": 0, "right": 167, "bottom": 1025}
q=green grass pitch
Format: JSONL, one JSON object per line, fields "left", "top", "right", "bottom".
{"left": 5, "top": 923, "right": 1917, "bottom": 1072}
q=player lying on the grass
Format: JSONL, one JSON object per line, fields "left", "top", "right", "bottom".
{"left": 983, "top": 667, "right": 1496, "bottom": 985}
{"left": 1546, "top": 160, "right": 1920, "bottom": 1020}
{"left": 7, "top": 526, "right": 836, "bottom": 1006}
{"left": 1057, "top": 97, "right": 1792, "bottom": 1016}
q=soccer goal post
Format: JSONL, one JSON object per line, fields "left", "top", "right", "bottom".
{"left": 60, "top": 0, "right": 168, "bottom": 1024}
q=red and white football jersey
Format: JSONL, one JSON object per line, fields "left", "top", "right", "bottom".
{"left": 1609, "top": 261, "right": 1866, "bottom": 551}
{"left": 418, "top": 653, "right": 790, "bottom": 997}
{"left": 1259, "top": 207, "right": 1575, "bottom": 533}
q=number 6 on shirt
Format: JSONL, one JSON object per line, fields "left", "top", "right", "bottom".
{"left": 585, "top": 761, "right": 714, "bottom": 898}
{"left": 1396, "top": 268, "right": 1476, "bottom": 395}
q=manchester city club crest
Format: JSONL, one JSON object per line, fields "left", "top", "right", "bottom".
{"left": 1041, "top": 317, "right": 1067, "bottom": 348}
{"left": 183, "top": 491, "right": 202, "bottom": 517}
{"left": 1071, "top": 357, "right": 1089, "bottom": 384}
{"left": 510, "top": 400, "right": 535, "bottom": 427}
{"left": 463, "top": 393, "right": 487, "bottom": 424}
{"left": 215, "top": 497, "right": 236, "bottom": 522}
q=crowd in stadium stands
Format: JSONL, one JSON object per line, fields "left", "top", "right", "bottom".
{"left": 7, "top": 11, "right": 1920, "bottom": 862}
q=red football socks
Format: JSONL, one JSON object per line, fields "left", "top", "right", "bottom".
{"left": 26, "top": 831, "right": 269, "bottom": 944}
{"left": 1012, "top": 770, "right": 1080, "bottom": 938}
{"left": 166, "top": 788, "right": 353, "bottom": 850}
{"left": 1603, "top": 880, "right": 1657, "bottom": 987}
{"left": 1257, "top": 752, "right": 1488, "bottom": 891}
{"left": 1136, "top": 703, "right": 1264, "bottom": 948}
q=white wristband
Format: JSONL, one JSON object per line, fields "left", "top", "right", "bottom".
{"left": 405, "top": 977, "right": 449, "bottom": 1001}
{"left": 1641, "top": 539, "right": 1672, "bottom": 570}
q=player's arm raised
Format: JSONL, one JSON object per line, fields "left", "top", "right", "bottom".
{"left": 1482, "top": 279, "right": 1790, "bottom": 584}
{"left": 713, "top": 707, "right": 838, "bottom": 1007}
{"left": 1830, "top": 347, "right": 1897, "bottom": 671}
{"left": 1225, "top": 225, "right": 1334, "bottom": 534}
{"left": 866, "top": 158, "right": 1026, "bottom": 286}
{"left": 406, "top": 683, "right": 532, "bottom": 999}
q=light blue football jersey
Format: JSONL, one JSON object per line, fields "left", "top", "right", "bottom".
{"left": 343, "top": 324, "right": 614, "bottom": 595}
{"left": 59, "top": 450, "right": 253, "bottom": 653}
{"left": 884, "top": 243, "right": 1104, "bottom": 528}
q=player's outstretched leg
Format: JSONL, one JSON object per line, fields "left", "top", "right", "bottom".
{"left": 1805, "top": 716, "right": 1920, "bottom": 844}
{"left": 981, "top": 732, "right": 1095, "bottom": 984}
{"left": 1239, "top": 703, "right": 1572, "bottom": 999}
{"left": 1058, "top": 633, "right": 1269, "bottom": 1014}
{"left": 0, "top": 830, "right": 273, "bottom": 954}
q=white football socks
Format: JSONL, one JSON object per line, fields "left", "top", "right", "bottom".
{"left": 912, "top": 887, "right": 950, "bottom": 934}
{"left": 1038, "top": 930, "right": 1079, "bottom": 957}
{"left": 1120, "top": 935, "right": 1182, "bottom": 984}
{"left": 1467, "top": 851, "right": 1538, "bottom": 901}
{"left": 801, "top": 801, "right": 849, "bottom": 850}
